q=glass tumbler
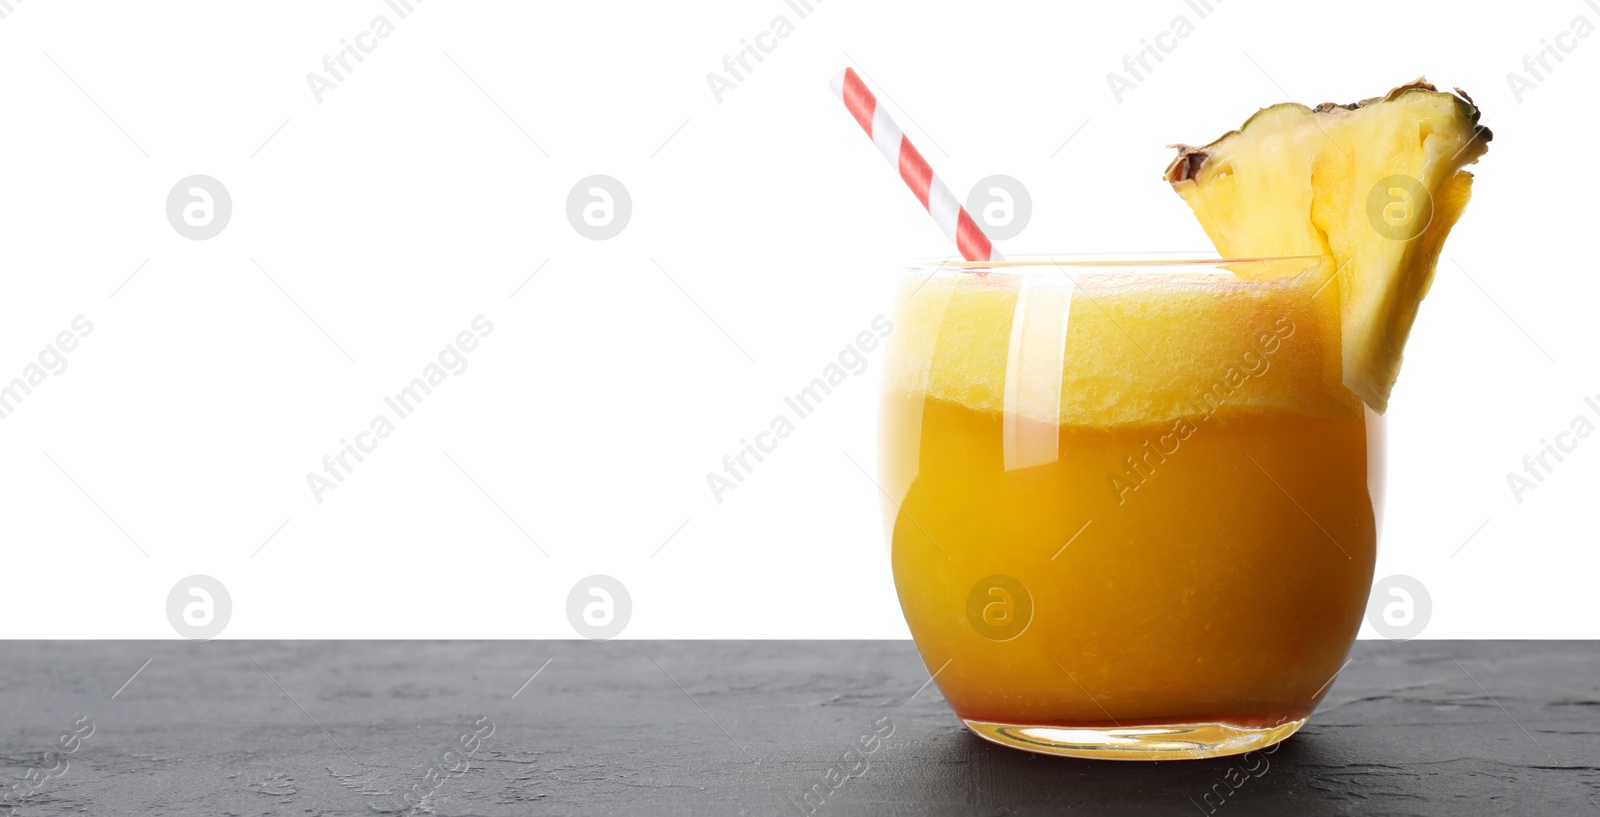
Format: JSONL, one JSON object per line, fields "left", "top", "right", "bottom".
{"left": 878, "top": 256, "right": 1382, "bottom": 760}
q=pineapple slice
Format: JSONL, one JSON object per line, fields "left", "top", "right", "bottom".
{"left": 1165, "top": 80, "right": 1490, "bottom": 412}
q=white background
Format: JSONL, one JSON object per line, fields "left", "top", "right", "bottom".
{"left": 0, "top": 0, "right": 1591, "bottom": 638}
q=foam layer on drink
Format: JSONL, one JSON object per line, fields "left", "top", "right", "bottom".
{"left": 885, "top": 263, "right": 1360, "bottom": 428}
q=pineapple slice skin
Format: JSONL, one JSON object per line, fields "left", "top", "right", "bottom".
{"left": 1165, "top": 80, "right": 1490, "bottom": 412}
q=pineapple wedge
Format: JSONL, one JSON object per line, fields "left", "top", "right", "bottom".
{"left": 1165, "top": 80, "right": 1490, "bottom": 412}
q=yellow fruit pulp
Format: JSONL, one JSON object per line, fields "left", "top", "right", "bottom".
{"left": 1166, "top": 81, "right": 1490, "bottom": 412}
{"left": 880, "top": 263, "right": 1381, "bottom": 730}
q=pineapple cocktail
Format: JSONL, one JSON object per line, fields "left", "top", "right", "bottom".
{"left": 882, "top": 258, "right": 1375, "bottom": 759}
{"left": 879, "top": 81, "right": 1489, "bottom": 759}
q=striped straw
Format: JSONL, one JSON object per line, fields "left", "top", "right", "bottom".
{"left": 830, "top": 67, "right": 1001, "bottom": 262}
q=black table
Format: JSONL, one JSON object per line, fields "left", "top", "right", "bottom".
{"left": 0, "top": 641, "right": 1595, "bottom": 815}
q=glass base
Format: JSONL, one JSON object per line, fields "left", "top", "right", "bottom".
{"left": 961, "top": 717, "right": 1306, "bottom": 761}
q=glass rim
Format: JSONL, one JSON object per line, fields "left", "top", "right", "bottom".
{"left": 907, "top": 253, "right": 1330, "bottom": 272}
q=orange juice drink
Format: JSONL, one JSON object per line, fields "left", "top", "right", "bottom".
{"left": 879, "top": 258, "right": 1381, "bottom": 759}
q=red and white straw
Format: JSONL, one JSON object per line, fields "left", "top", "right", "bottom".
{"left": 830, "top": 67, "right": 1001, "bottom": 262}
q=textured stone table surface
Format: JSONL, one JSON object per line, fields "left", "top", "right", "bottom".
{"left": 0, "top": 641, "right": 1595, "bottom": 815}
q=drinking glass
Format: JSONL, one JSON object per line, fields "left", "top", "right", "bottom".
{"left": 878, "top": 256, "right": 1381, "bottom": 760}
